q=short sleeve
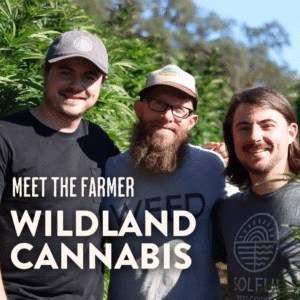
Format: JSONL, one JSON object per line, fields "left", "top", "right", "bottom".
{"left": 0, "top": 134, "right": 11, "bottom": 201}
{"left": 211, "top": 199, "right": 227, "bottom": 263}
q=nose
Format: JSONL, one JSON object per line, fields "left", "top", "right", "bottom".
{"left": 250, "top": 124, "right": 262, "bottom": 142}
{"left": 69, "top": 77, "right": 86, "bottom": 92}
{"left": 160, "top": 107, "right": 174, "bottom": 122}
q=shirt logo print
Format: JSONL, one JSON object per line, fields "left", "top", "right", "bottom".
{"left": 234, "top": 213, "right": 279, "bottom": 273}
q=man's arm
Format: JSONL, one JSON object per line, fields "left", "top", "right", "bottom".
{"left": 211, "top": 200, "right": 227, "bottom": 263}
{"left": 203, "top": 142, "right": 239, "bottom": 197}
{"left": 0, "top": 134, "right": 10, "bottom": 299}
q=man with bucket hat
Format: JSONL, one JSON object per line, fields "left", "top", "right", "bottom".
{"left": 102, "top": 65, "right": 237, "bottom": 299}
{"left": 0, "top": 30, "right": 119, "bottom": 299}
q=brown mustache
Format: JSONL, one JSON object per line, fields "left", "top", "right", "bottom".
{"left": 242, "top": 142, "right": 271, "bottom": 152}
{"left": 147, "top": 120, "right": 176, "bottom": 131}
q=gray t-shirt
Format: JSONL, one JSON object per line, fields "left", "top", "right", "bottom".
{"left": 215, "top": 180, "right": 300, "bottom": 299}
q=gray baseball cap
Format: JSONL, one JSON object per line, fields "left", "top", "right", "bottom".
{"left": 46, "top": 30, "right": 109, "bottom": 75}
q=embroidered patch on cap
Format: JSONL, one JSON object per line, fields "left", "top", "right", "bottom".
{"left": 160, "top": 67, "right": 187, "bottom": 78}
{"left": 74, "top": 36, "right": 93, "bottom": 52}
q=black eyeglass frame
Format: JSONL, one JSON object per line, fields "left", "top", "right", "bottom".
{"left": 142, "top": 98, "right": 196, "bottom": 119}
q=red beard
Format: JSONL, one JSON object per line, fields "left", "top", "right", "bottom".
{"left": 130, "top": 119, "right": 190, "bottom": 173}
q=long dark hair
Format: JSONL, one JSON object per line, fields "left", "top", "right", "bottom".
{"left": 223, "top": 87, "right": 300, "bottom": 189}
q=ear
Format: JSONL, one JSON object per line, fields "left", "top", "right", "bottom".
{"left": 187, "top": 114, "right": 198, "bottom": 131}
{"left": 288, "top": 122, "right": 298, "bottom": 144}
{"left": 134, "top": 100, "right": 144, "bottom": 119}
{"left": 101, "top": 75, "right": 108, "bottom": 85}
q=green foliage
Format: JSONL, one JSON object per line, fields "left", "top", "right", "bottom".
{"left": 0, "top": 0, "right": 93, "bottom": 116}
{"left": 274, "top": 226, "right": 300, "bottom": 299}
{"left": 260, "top": 223, "right": 300, "bottom": 299}
{"left": 262, "top": 173, "right": 300, "bottom": 299}
{"left": 103, "top": 263, "right": 110, "bottom": 300}
{"left": 294, "top": 83, "right": 300, "bottom": 127}
{"left": 179, "top": 51, "right": 233, "bottom": 145}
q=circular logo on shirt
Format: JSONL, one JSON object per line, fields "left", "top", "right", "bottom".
{"left": 74, "top": 36, "right": 93, "bottom": 52}
{"left": 234, "top": 213, "right": 278, "bottom": 273}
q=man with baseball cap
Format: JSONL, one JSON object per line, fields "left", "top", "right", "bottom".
{"left": 0, "top": 30, "right": 119, "bottom": 299}
{"left": 101, "top": 65, "right": 237, "bottom": 299}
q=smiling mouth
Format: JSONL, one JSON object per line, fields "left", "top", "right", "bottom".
{"left": 154, "top": 126, "right": 175, "bottom": 133}
{"left": 248, "top": 149, "right": 267, "bottom": 153}
{"left": 60, "top": 92, "right": 86, "bottom": 100}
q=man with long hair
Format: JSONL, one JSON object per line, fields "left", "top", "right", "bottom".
{"left": 102, "top": 65, "right": 237, "bottom": 299}
{"left": 215, "top": 87, "right": 300, "bottom": 298}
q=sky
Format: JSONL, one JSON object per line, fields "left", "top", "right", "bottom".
{"left": 192, "top": 0, "right": 300, "bottom": 78}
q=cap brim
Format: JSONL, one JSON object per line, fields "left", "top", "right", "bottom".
{"left": 47, "top": 54, "right": 108, "bottom": 75}
{"left": 139, "top": 82, "right": 198, "bottom": 110}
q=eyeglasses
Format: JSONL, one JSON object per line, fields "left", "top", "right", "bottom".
{"left": 143, "top": 98, "right": 195, "bottom": 119}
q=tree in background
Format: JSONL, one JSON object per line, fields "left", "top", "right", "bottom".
{"left": 77, "top": 0, "right": 299, "bottom": 97}
{"left": 294, "top": 83, "right": 300, "bottom": 127}
{"left": 212, "top": 21, "right": 296, "bottom": 93}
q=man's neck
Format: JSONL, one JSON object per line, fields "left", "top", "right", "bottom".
{"left": 30, "top": 106, "right": 81, "bottom": 133}
{"left": 250, "top": 171, "right": 292, "bottom": 195}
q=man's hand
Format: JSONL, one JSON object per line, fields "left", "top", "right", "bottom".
{"left": 202, "top": 142, "right": 228, "bottom": 165}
